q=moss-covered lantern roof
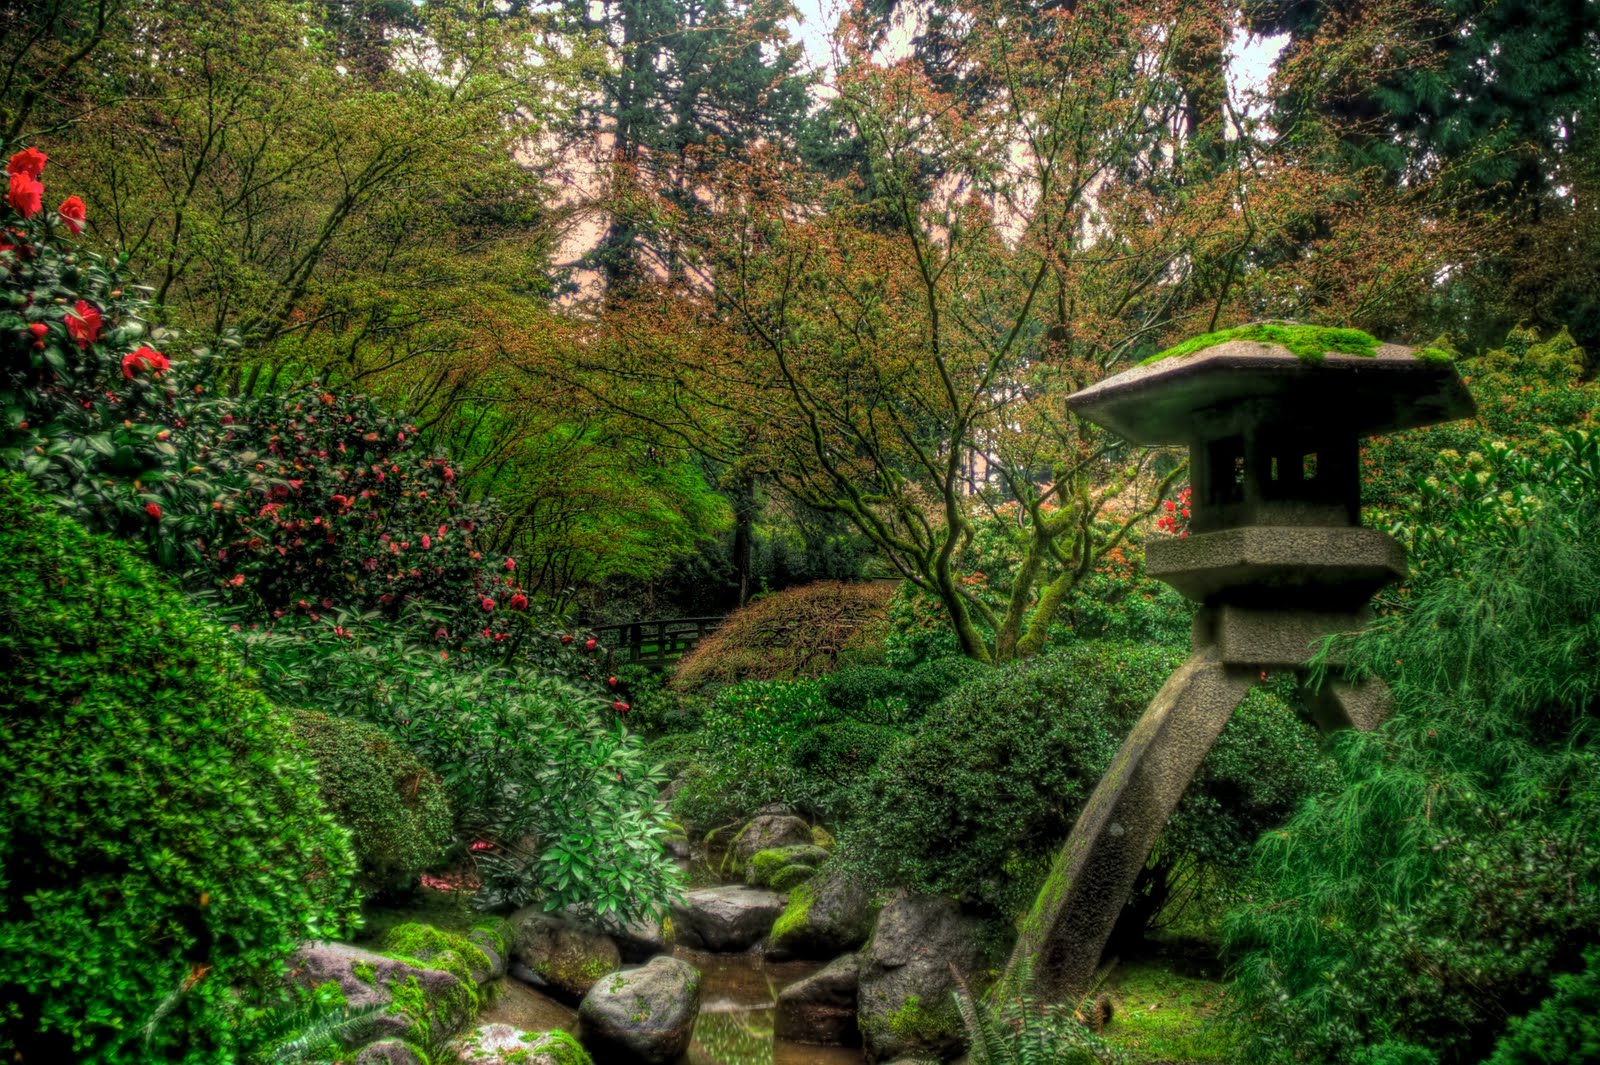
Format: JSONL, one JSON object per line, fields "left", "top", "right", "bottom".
{"left": 1068, "top": 325, "right": 1476, "bottom": 445}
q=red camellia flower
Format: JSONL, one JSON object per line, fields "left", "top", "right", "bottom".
{"left": 503, "top": 557, "right": 515, "bottom": 571}
{"left": 561, "top": 634, "right": 573, "bottom": 644}
{"left": 65, "top": 300, "right": 101, "bottom": 348}
{"left": 7, "top": 148, "right": 46, "bottom": 180}
{"left": 144, "top": 502, "right": 162, "bottom": 521}
{"left": 7, "top": 172, "right": 42, "bottom": 218}
{"left": 121, "top": 346, "right": 170, "bottom": 379}
{"left": 27, "top": 322, "right": 46, "bottom": 348}
{"left": 480, "top": 597, "right": 495, "bottom": 612}
{"left": 585, "top": 637, "right": 597, "bottom": 652}
{"left": 612, "top": 702, "right": 630, "bottom": 713}
{"left": 57, "top": 195, "right": 86, "bottom": 236}
{"left": 509, "top": 592, "right": 528, "bottom": 611}
{"left": 607, "top": 675, "right": 618, "bottom": 687}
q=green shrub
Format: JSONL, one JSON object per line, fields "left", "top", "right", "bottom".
{"left": 903, "top": 655, "right": 992, "bottom": 711}
{"left": 291, "top": 710, "right": 453, "bottom": 897}
{"left": 819, "top": 665, "right": 909, "bottom": 714}
{"left": 1222, "top": 471, "right": 1600, "bottom": 1063}
{"left": 242, "top": 623, "right": 680, "bottom": 922}
{"left": 665, "top": 679, "right": 831, "bottom": 829}
{"left": 1485, "top": 948, "right": 1600, "bottom": 1065}
{"left": 788, "top": 719, "right": 906, "bottom": 818}
{"left": 0, "top": 473, "right": 357, "bottom": 1062}
{"left": 839, "top": 641, "right": 1332, "bottom": 921}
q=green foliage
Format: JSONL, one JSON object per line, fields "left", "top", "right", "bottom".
{"left": 0, "top": 473, "right": 358, "bottom": 1062}
{"left": 956, "top": 975, "right": 1128, "bottom": 1065}
{"left": 840, "top": 642, "right": 1332, "bottom": 920}
{"left": 664, "top": 679, "right": 831, "bottom": 829}
{"left": 1485, "top": 948, "right": 1600, "bottom": 1065}
{"left": 291, "top": 710, "right": 453, "bottom": 897}
{"left": 1141, "top": 322, "right": 1389, "bottom": 364}
{"left": 245, "top": 983, "right": 389, "bottom": 1065}
{"left": 241, "top": 623, "right": 681, "bottom": 923}
{"left": 1222, "top": 469, "right": 1600, "bottom": 1062}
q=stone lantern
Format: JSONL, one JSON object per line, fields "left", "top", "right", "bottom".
{"left": 1005, "top": 332, "right": 1475, "bottom": 1001}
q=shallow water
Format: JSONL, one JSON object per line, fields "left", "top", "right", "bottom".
{"left": 677, "top": 948, "right": 863, "bottom": 1065}
{"left": 479, "top": 948, "right": 862, "bottom": 1065}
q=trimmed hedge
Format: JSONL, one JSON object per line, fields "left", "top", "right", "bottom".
{"left": 292, "top": 710, "right": 453, "bottom": 896}
{"left": 0, "top": 473, "right": 358, "bottom": 1062}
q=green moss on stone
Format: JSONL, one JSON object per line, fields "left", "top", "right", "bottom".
{"left": 770, "top": 881, "right": 816, "bottom": 943}
{"left": 383, "top": 921, "right": 492, "bottom": 992}
{"left": 1141, "top": 323, "right": 1383, "bottom": 365}
{"left": 811, "top": 825, "right": 836, "bottom": 850}
{"left": 862, "top": 992, "right": 963, "bottom": 1048}
{"left": 534, "top": 1030, "right": 593, "bottom": 1065}
{"left": 353, "top": 960, "right": 379, "bottom": 985}
{"left": 770, "top": 864, "right": 817, "bottom": 892}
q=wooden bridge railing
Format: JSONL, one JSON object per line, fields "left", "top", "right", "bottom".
{"left": 591, "top": 616, "right": 724, "bottom": 667}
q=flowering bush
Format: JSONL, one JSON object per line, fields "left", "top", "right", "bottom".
{"left": 0, "top": 144, "right": 234, "bottom": 563}
{"left": 1155, "top": 485, "right": 1191, "bottom": 536}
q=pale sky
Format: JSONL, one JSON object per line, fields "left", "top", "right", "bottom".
{"left": 783, "top": 0, "right": 1289, "bottom": 101}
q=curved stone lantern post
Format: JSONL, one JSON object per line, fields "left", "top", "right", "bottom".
{"left": 1004, "top": 334, "right": 1475, "bottom": 1001}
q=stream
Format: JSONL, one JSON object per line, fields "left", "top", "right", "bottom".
{"left": 479, "top": 947, "right": 864, "bottom": 1065}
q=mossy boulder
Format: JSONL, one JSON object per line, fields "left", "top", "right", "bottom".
{"left": 292, "top": 940, "right": 476, "bottom": 1052}
{"left": 454, "top": 1024, "right": 593, "bottom": 1064}
{"left": 508, "top": 909, "right": 621, "bottom": 1003}
{"left": 767, "top": 867, "right": 878, "bottom": 961}
{"left": 354, "top": 1040, "right": 428, "bottom": 1065}
{"left": 383, "top": 922, "right": 496, "bottom": 989}
{"left": 725, "top": 814, "right": 814, "bottom": 876}
{"left": 578, "top": 956, "right": 702, "bottom": 1065}
{"left": 857, "top": 893, "right": 986, "bottom": 1062}
{"left": 770, "top": 864, "right": 820, "bottom": 892}
{"left": 745, "top": 844, "right": 830, "bottom": 888}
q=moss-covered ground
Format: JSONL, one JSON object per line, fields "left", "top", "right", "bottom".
{"left": 1099, "top": 940, "right": 1230, "bottom": 1063}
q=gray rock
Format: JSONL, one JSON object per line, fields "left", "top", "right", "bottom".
{"left": 766, "top": 867, "right": 877, "bottom": 961}
{"left": 292, "top": 941, "right": 472, "bottom": 1047}
{"left": 354, "top": 1040, "right": 427, "bottom": 1065}
{"left": 452, "top": 1024, "right": 592, "bottom": 1064}
{"left": 578, "top": 955, "right": 702, "bottom": 1065}
{"left": 670, "top": 885, "right": 786, "bottom": 952}
{"left": 728, "top": 814, "right": 813, "bottom": 873}
{"left": 509, "top": 908, "right": 621, "bottom": 1002}
{"left": 857, "top": 893, "right": 985, "bottom": 1063}
{"left": 775, "top": 954, "right": 860, "bottom": 1046}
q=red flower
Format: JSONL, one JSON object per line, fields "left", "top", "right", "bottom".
{"left": 27, "top": 322, "right": 46, "bottom": 348}
{"left": 442, "top": 466, "right": 455, "bottom": 481}
{"left": 503, "top": 557, "right": 516, "bottom": 571}
{"left": 57, "top": 195, "right": 85, "bottom": 236}
{"left": 561, "top": 634, "right": 573, "bottom": 644}
{"left": 144, "top": 502, "right": 162, "bottom": 521}
{"left": 612, "top": 702, "right": 630, "bottom": 713}
{"left": 607, "top": 675, "right": 618, "bottom": 687}
{"left": 7, "top": 148, "right": 46, "bottom": 180}
{"left": 121, "top": 345, "right": 169, "bottom": 380}
{"left": 509, "top": 592, "right": 528, "bottom": 611}
{"left": 65, "top": 300, "right": 101, "bottom": 348}
{"left": 227, "top": 574, "right": 246, "bottom": 586}
{"left": 7, "top": 172, "right": 42, "bottom": 218}
{"left": 585, "top": 638, "right": 597, "bottom": 652}
{"left": 480, "top": 597, "right": 495, "bottom": 612}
